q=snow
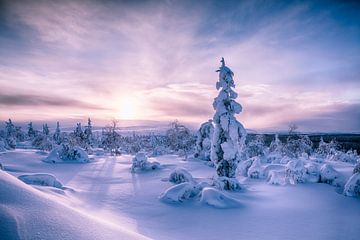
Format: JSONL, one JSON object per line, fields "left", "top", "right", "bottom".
{"left": 0, "top": 149, "right": 359, "bottom": 240}
{"left": 131, "top": 151, "right": 160, "bottom": 172}
{"left": 159, "top": 182, "right": 198, "bottom": 203}
{"left": 18, "top": 173, "right": 63, "bottom": 189}
{"left": 199, "top": 187, "right": 242, "bottom": 208}
{"left": 169, "top": 167, "right": 194, "bottom": 184}
{"left": 44, "top": 145, "right": 90, "bottom": 163}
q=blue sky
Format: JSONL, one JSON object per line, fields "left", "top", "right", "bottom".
{"left": 0, "top": 0, "right": 359, "bottom": 132}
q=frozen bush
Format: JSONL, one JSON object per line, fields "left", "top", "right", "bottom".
{"left": 267, "top": 170, "right": 286, "bottom": 185}
{"left": 131, "top": 152, "right": 160, "bottom": 173}
{"left": 353, "top": 161, "right": 360, "bottom": 174}
{"left": 319, "top": 164, "right": 339, "bottom": 185}
{"left": 213, "top": 176, "right": 241, "bottom": 191}
{"left": 32, "top": 134, "right": 53, "bottom": 151}
{"left": 283, "top": 135, "right": 313, "bottom": 158}
{"left": 159, "top": 182, "right": 198, "bottom": 203}
{"left": 304, "top": 162, "right": 320, "bottom": 183}
{"left": 285, "top": 160, "right": 306, "bottom": 184}
{"left": 238, "top": 158, "right": 254, "bottom": 177}
{"left": 194, "top": 120, "right": 214, "bottom": 161}
{"left": 328, "top": 150, "right": 359, "bottom": 164}
{"left": 169, "top": 167, "right": 194, "bottom": 184}
{"left": 316, "top": 138, "right": 339, "bottom": 158}
{"left": 245, "top": 135, "right": 266, "bottom": 158}
{"left": 247, "top": 157, "right": 264, "bottom": 179}
{"left": 18, "top": 173, "right": 63, "bottom": 189}
{"left": 200, "top": 187, "right": 242, "bottom": 208}
{"left": 263, "top": 164, "right": 285, "bottom": 179}
{"left": 343, "top": 173, "right": 360, "bottom": 197}
{"left": 269, "top": 134, "right": 283, "bottom": 154}
{"left": 44, "top": 144, "right": 90, "bottom": 163}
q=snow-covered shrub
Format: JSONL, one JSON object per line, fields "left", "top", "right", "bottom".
{"left": 319, "top": 164, "right": 340, "bottom": 185}
{"left": 18, "top": 173, "right": 63, "bottom": 189}
{"left": 32, "top": 134, "right": 53, "bottom": 151}
{"left": 247, "top": 157, "right": 264, "bottom": 179}
{"left": 169, "top": 167, "right": 194, "bottom": 184}
{"left": 166, "top": 120, "right": 195, "bottom": 159}
{"left": 353, "top": 161, "right": 360, "bottom": 174}
{"left": 101, "top": 121, "right": 121, "bottom": 155}
{"left": 210, "top": 58, "right": 247, "bottom": 190}
{"left": 245, "top": 135, "right": 266, "bottom": 158}
{"left": 159, "top": 182, "right": 198, "bottom": 203}
{"left": 343, "top": 173, "right": 360, "bottom": 197}
{"left": 267, "top": 170, "right": 286, "bottom": 185}
{"left": 263, "top": 164, "right": 285, "bottom": 179}
{"left": 283, "top": 135, "right": 313, "bottom": 158}
{"left": 285, "top": 160, "right": 306, "bottom": 184}
{"left": 238, "top": 158, "right": 254, "bottom": 177}
{"left": 304, "top": 162, "right": 320, "bottom": 183}
{"left": 213, "top": 176, "right": 241, "bottom": 191}
{"left": 44, "top": 144, "right": 90, "bottom": 163}
{"left": 269, "top": 134, "right": 283, "bottom": 154}
{"left": 0, "top": 162, "right": 3, "bottom": 170}
{"left": 199, "top": 187, "right": 242, "bottom": 208}
{"left": 316, "top": 138, "right": 339, "bottom": 158}
{"left": 194, "top": 120, "right": 214, "bottom": 161}
{"left": 328, "top": 150, "right": 359, "bottom": 164}
{"left": 0, "top": 140, "right": 6, "bottom": 152}
{"left": 131, "top": 152, "right": 160, "bottom": 173}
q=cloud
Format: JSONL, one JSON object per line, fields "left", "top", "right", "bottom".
{"left": 0, "top": 93, "right": 107, "bottom": 110}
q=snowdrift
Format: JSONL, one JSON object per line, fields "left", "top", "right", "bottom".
{"left": 0, "top": 171, "right": 149, "bottom": 240}
{"left": 18, "top": 173, "right": 64, "bottom": 189}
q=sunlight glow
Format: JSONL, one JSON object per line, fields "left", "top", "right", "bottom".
{"left": 118, "top": 97, "right": 137, "bottom": 120}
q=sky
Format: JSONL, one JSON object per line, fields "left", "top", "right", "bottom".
{"left": 0, "top": 0, "right": 359, "bottom": 132}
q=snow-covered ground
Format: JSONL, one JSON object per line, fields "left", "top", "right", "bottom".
{"left": 1, "top": 149, "right": 359, "bottom": 240}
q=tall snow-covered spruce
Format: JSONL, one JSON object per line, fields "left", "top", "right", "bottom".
{"left": 211, "top": 58, "right": 246, "bottom": 190}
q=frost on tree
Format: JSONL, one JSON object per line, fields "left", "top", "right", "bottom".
{"left": 210, "top": 58, "right": 246, "bottom": 190}
{"left": 195, "top": 120, "right": 214, "bottom": 161}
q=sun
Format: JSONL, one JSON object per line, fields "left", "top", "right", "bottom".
{"left": 118, "top": 97, "right": 137, "bottom": 120}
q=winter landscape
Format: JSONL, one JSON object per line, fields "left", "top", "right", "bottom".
{"left": 1, "top": 1, "right": 360, "bottom": 240}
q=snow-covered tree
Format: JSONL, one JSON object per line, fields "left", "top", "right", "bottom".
{"left": 84, "top": 118, "right": 93, "bottom": 146}
{"left": 194, "top": 120, "right": 214, "bottom": 161}
{"left": 244, "top": 135, "right": 266, "bottom": 158}
{"left": 28, "top": 122, "right": 36, "bottom": 139}
{"left": 53, "top": 122, "right": 62, "bottom": 145}
{"left": 166, "top": 120, "right": 194, "bottom": 159}
{"left": 210, "top": 58, "right": 247, "bottom": 190}
{"left": 42, "top": 124, "right": 50, "bottom": 136}
{"left": 269, "top": 134, "right": 283, "bottom": 154}
{"left": 101, "top": 120, "right": 121, "bottom": 155}
{"left": 4, "top": 119, "right": 16, "bottom": 149}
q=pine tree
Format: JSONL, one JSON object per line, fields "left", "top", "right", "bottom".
{"left": 195, "top": 119, "right": 214, "bottom": 161}
{"left": 53, "top": 121, "right": 61, "bottom": 144}
{"left": 28, "top": 122, "right": 36, "bottom": 138}
{"left": 84, "top": 118, "right": 93, "bottom": 146}
{"left": 210, "top": 58, "right": 246, "bottom": 190}
{"left": 42, "top": 124, "right": 50, "bottom": 136}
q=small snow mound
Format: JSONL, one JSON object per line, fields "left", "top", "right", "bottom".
{"left": 267, "top": 170, "right": 286, "bottom": 185}
{"left": 44, "top": 145, "right": 90, "bottom": 163}
{"left": 247, "top": 157, "right": 264, "bottom": 179}
{"left": 159, "top": 182, "right": 197, "bottom": 203}
{"left": 18, "top": 173, "right": 63, "bottom": 189}
{"left": 285, "top": 160, "right": 306, "bottom": 184}
{"left": 200, "top": 187, "right": 242, "bottom": 208}
{"left": 320, "top": 164, "right": 340, "bottom": 185}
{"left": 131, "top": 152, "right": 160, "bottom": 173}
{"left": 169, "top": 167, "right": 194, "bottom": 184}
{"left": 343, "top": 173, "right": 360, "bottom": 197}
{"left": 305, "top": 162, "right": 320, "bottom": 183}
{"left": 213, "top": 176, "right": 241, "bottom": 191}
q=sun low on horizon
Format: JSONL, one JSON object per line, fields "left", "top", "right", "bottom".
{"left": 0, "top": 0, "right": 359, "bottom": 132}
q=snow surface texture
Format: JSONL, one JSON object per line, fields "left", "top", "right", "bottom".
{"left": 210, "top": 58, "right": 246, "bottom": 190}
{"left": 18, "top": 173, "right": 63, "bottom": 189}
{"left": 0, "top": 171, "right": 149, "bottom": 240}
{"left": 1, "top": 149, "right": 360, "bottom": 240}
{"left": 131, "top": 151, "right": 160, "bottom": 172}
{"left": 44, "top": 144, "right": 90, "bottom": 163}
